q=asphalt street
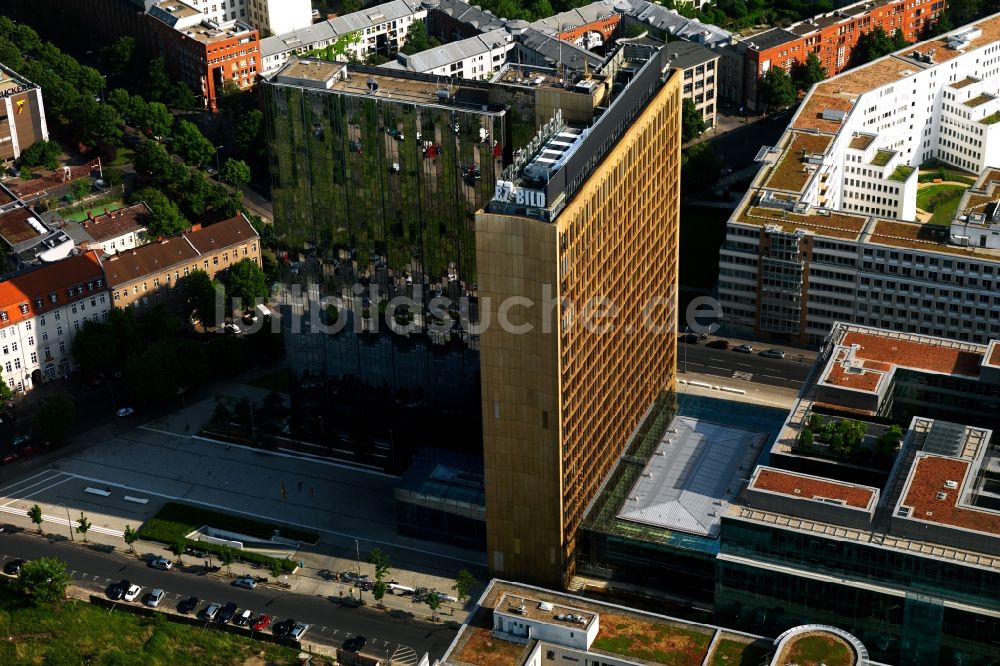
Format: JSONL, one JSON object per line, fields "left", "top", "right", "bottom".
{"left": 678, "top": 342, "right": 814, "bottom": 389}
{"left": 0, "top": 532, "right": 457, "bottom": 663}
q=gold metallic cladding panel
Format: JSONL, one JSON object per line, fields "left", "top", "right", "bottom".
{"left": 480, "top": 72, "right": 681, "bottom": 587}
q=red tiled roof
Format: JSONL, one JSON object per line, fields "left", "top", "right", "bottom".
{"left": 0, "top": 251, "right": 104, "bottom": 328}
{"left": 80, "top": 203, "right": 150, "bottom": 242}
{"left": 102, "top": 214, "right": 258, "bottom": 288}
{"left": 902, "top": 455, "right": 1000, "bottom": 534}
{"left": 842, "top": 331, "right": 983, "bottom": 378}
{"left": 753, "top": 468, "right": 875, "bottom": 509}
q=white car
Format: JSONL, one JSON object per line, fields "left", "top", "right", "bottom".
{"left": 124, "top": 584, "right": 142, "bottom": 602}
{"left": 149, "top": 557, "right": 172, "bottom": 571}
{"left": 225, "top": 323, "right": 242, "bottom": 335}
{"left": 116, "top": 407, "right": 135, "bottom": 418}
{"left": 145, "top": 588, "right": 165, "bottom": 608}
{"left": 289, "top": 623, "right": 310, "bottom": 640}
{"left": 233, "top": 576, "right": 257, "bottom": 590}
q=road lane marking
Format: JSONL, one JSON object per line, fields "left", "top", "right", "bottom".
{"left": 0, "top": 472, "right": 73, "bottom": 507}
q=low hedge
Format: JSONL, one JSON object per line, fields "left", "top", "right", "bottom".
{"left": 137, "top": 502, "right": 318, "bottom": 545}
{"left": 185, "top": 540, "right": 297, "bottom": 574}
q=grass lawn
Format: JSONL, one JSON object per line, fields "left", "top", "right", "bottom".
{"left": 138, "top": 501, "right": 318, "bottom": 546}
{"left": 916, "top": 184, "right": 967, "bottom": 226}
{"left": 711, "top": 638, "right": 772, "bottom": 665}
{"left": 110, "top": 148, "right": 135, "bottom": 167}
{"left": 592, "top": 613, "right": 713, "bottom": 666}
{"left": 784, "top": 634, "right": 854, "bottom": 666}
{"left": 248, "top": 370, "right": 290, "bottom": 393}
{"left": 0, "top": 583, "right": 299, "bottom": 665}
{"left": 61, "top": 201, "right": 125, "bottom": 223}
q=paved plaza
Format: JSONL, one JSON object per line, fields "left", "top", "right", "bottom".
{"left": 0, "top": 415, "right": 487, "bottom": 622}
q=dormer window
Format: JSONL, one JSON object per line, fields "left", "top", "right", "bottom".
{"left": 96, "top": 279, "right": 103, "bottom": 288}
{"left": 87, "top": 281, "right": 94, "bottom": 291}
{"left": 0, "top": 312, "right": 7, "bottom": 322}
{"left": 34, "top": 299, "right": 42, "bottom": 309}
{"left": 18, "top": 304, "right": 29, "bottom": 315}
{"left": 49, "top": 293, "right": 57, "bottom": 303}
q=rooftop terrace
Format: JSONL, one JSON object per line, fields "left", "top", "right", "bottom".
{"left": 764, "top": 132, "right": 833, "bottom": 192}
{"left": 751, "top": 467, "right": 877, "bottom": 509}
{"left": 899, "top": 454, "right": 1000, "bottom": 534}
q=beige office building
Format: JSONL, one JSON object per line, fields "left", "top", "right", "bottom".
{"left": 478, "top": 51, "right": 681, "bottom": 586}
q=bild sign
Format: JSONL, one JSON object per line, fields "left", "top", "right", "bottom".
{"left": 494, "top": 180, "right": 546, "bottom": 208}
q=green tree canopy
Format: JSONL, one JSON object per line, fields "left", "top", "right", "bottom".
{"left": 19, "top": 140, "right": 60, "bottom": 170}
{"left": 141, "top": 101, "right": 174, "bottom": 139}
{"left": 172, "top": 119, "right": 215, "bottom": 166}
{"left": 100, "top": 36, "right": 135, "bottom": 77}
{"left": 77, "top": 98, "right": 123, "bottom": 148}
{"left": 17, "top": 558, "right": 70, "bottom": 604}
{"left": 791, "top": 51, "right": 827, "bottom": 92}
{"left": 681, "top": 98, "right": 707, "bottom": 143}
{"left": 759, "top": 65, "right": 796, "bottom": 111}
{"left": 133, "top": 140, "right": 170, "bottom": 177}
{"left": 680, "top": 142, "right": 723, "bottom": 195}
{"left": 185, "top": 269, "right": 225, "bottom": 328}
{"left": 400, "top": 20, "right": 441, "bottom": 55}
{"left": 33, "top": 394, "right": 75, "bottom": 442}
{"left": 125, "top": 338, "right": 208, "bottom": 402}
{"left": 220, "top": 158, "right": 251, "bottom": 189}
{"left": 131, "top": 186, "right": 189, "bottom": 237}
{"left": 852, "top": 26, "right": 910, "bottom": 65}
{"left": 146, "top": 57, "right": 173, "bottom": 103}
{"left": 226, "top": 258, "right": 268, "bottom": 311}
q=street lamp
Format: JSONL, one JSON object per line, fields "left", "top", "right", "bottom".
{"left": 355, "top": 539, "right": 363, "bottom": 600}
{"left": 683, "top": 326, "right": 689, "bottom": 374}
{"left": 214, "top": 145, "right": 224, "bottom": 175}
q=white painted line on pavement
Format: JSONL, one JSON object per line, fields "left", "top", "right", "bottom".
{"left": 0, "top": 469, "right": 64, "bottom": 497}
{"left": 0, "top": 472, "right": 72, "bottom": 506}
{"left": 64, "top": 472, "right": 484, "bottom": 566}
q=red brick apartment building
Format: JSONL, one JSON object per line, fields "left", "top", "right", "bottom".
{"left": 741, "top": 0, "right": 945, "bottom": 109}
{"left": 146, "top": 1, "right": 260, "bottom": 112}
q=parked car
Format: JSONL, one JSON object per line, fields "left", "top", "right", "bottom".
{"left": 11, "top": 435, "right": 31, "bottom": 448}
{"left": 1, "top": 453, "right": 17, "bottom": 466}
{"left": 289, "top": 623, "right": 310, "bottom": 640}
{"left": 3, "top": 559, "right": 25, "bottom": 576}
{"left": 273, "top": 618, "right": 296, "bottom": 638}
{"left": 252, "top": 614, "right": 271, "bottom": 632}
{"left": 224, "top": 322, "right": 242, "bottom": 335}
{"left": 217, "top": 602, "right": 238, "bottom": 624}
{"left": 202, "top": 603, "right": 221, "bottom": 620}
{"left": 706, "top": 339, "right": 730, "bottom": 349}
{"left": 760, "top": 348, "right": 786, "bottom": 359}
{"left": 430, "top": 590, "right": 458, "bottom": 603}
{"left": 149, "top": 557, "right": 172, "bottom": 570}
{"left": 116, "top": 407, "right": 135, "bottom": 418}
{"left": 124, "top": 584, "right": 142, "bottom": 602}
{"left": 233, "top": 576, "right": 256, "bottom": 590}
{"left": 342, "top": 636, "right": 367, "bottom": 653}
{"left": 680, "top": 333, "right": 701, "bottom": 344}
{"left": 341, "top": 571, "right": 369, "bottom": 584}
{"left": 177, "top": 596, "right": 199, "bottom": 614}
{"left": 234, "top": 609, "right": 254, "bottom": 626}
{"left": 145, "top": 589, "right": 165, "bottom": 608}
{"left": 359, "top": 580, "right": 373, "bottom": 591}
{"left": 733, "top": 344, "right": 753, "bottom": 354}
{"left": 106, "top": 580, "right": 126, "bottom": 600}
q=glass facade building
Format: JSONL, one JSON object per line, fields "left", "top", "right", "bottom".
{"left": 263, "top": 61, "right": 521, "bottom": 463}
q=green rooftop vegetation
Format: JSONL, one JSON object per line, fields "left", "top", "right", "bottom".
{"left": 592, "top": 614, "right": 714, "bottom": 666}
{"left": 871, "top": 149, "right": 894, "bottom": 167}
{"left": 782, "top": 633, "right": 855, "bottom": 666}
{"left": 888, "top": 165, "right": 915, "bottom": 183}
{"left": 710, "top": 637, "right": 772, "bottom": 666}
{"left": 982, "top": 111, "right": 1000, "bottom": 125}
{"left": 964, "top": 93, "right": 994, "bottom": 108}
{"left": 917, "top": 183, "right": 969, "bottom": 225}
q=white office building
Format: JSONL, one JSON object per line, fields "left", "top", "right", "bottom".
{"left": 260, "top": 0, "right": 427, "bottom": 75}
{"left": 247, "top": 0, "right": 312, "bottom": 35}
{"left": 717, "top": 14, "right": 1000, "bottom": 346}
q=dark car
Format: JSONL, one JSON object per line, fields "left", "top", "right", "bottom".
{"left": 273, "top": 618, "right": 296, "bottom": 638}
{"left": 217, "top": 602, "right": 238, "bottom": 624}
{"left": 680, "top": 333, "right": 702, "bottom": 344}
{"left": 177, "top": 596, "right": 199, "bottom": 614}
{"left": 343, "top": 636, "right": 368, "bottom": 654}
{"left": 706, "top": 339, "right": 730, "bottom": 350}
{"left": 3, "top": 559, "right": 25, "bottom": 576}
{"left": 107, "top": 580, "right": 126, "bottom": 600}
